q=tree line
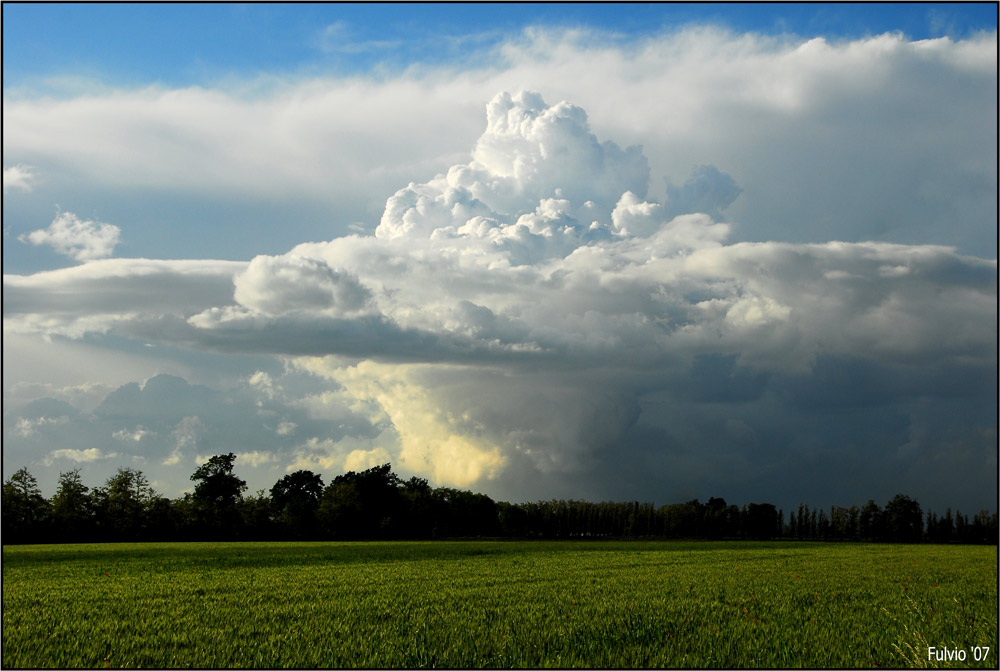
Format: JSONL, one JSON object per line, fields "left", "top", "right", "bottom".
{"left": 2, "top": 457, "right": 997, "bottom": 545}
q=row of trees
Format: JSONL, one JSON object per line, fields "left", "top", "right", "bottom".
{"left": 502, "top": 496, "right": 997, "bottom": 544}
{"left": 2, "top": 459, "right": 499, "bottom": 544}
{"left": 3, "top": 458, "right": 997, "bottom": 544}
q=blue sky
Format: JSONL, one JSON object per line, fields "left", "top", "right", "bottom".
{"left": 3, "top": 4, "right": 997, "bottom": 513}
{"left": 4, "top": 3, "right": 996, "bottom": 93}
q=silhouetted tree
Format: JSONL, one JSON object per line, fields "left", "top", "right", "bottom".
{"left": 938, "top": 508, "right": 955, "bottom": 542}
{"left": 859, "top": 499, "right": 883, "bottom": 541}
{"left": 189, "top": 453, "right": 247, "bottom": 538}
{"left": 93, "top": 468, "right": 155, "bottom": 541}
{"left": 796, "top": 504, "right": 809, "bottom": 539}
{"left": 239, "top": 490, "right": 278, "bottom": 540}
{"left": 432, "top": 488, "right": 499, "bottom": 537}
{"left": 971, "top": 510, "right": 998, "bottom": 544}
{"left": 2, "top": 468, "right": 50, "bottom": 543}
{"left": 399, "top": 476, "right": 434, "bottom": 538}
{"left": 743, "top": 503, "right": 778, "bottom": 540}
{"left": 704, "top": 497, "right": 728, "bottom": 538}
{"left": 497, "top": 500, "right": 529, "bottom": 537}
{"left": 145, "top": 495, "right": 182, "bottom": 540}
{"left": 666, "top": 500, "right": 703, "bottom": 537}
{"left": 818, "top": 509, "right": 831, "bottom": 540}
{"left": 885, "top": 494, "right": 923, "bottom": 543}
{"left": 50, "top": 469, "right": 94, "bottom": 542}
{"left": 955, "top": 509, "right": 969, "bottom": 542}
{"left": 830, "top": 506, "right": 850, "bottom": 540}
{"left": 925, "top": 510, "right": 938, "bottom": 542}
{"left": 319, "top": 464, "right": 401, "bottom": 539}
{"left": 847, "top": 505, "right": 860, "bottom": 540}
{"left": 271, "top": 470, "right": 324, "bottom": 539}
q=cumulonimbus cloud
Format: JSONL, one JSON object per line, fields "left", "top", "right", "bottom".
{"left": 3, "top": 89, "right": 996, "bottom": 494}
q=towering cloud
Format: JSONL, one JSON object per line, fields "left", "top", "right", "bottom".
{"left": 189, "top": 92, "right": 998, "bottom": 497}
{"left": 374, "top": 91, "right": 651, "bottom": 266}
{"left": 3, "top": 90, "right": 996, "bottom": 508}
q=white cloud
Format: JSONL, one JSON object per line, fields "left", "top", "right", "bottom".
{"left": 19, "top": 212, "right": 121, "bottom": 261}
{"left": 3, "top": 164, "right": 35, "bottom": 193}
{"left": 286, "top": 436, "right": 364, "bottom": 473}
{"left": 164, "top": 416, "right": 202, "bottom": 466}
{"left": 611, "top": 191, "right": 665, "bottom": 237}
{"left": 247, "top": 370, "right": 277, "bottom": 400}
{"left": 112, "top": 426, "right": 155, "bottom": 442}
{"left": 1, "top": 79, "right": 484, "bottom": 227}
{"left": 235, "top": 450, "right": 278, "bottom": 469}
{"left": 42, "top": 447, "right": 118, "bottom": 466}
{"left": 275, "top": 420, "right": 297, "bottom": 436}
{"left": 283, "top": 432, "right": 402, "bottom": 479}
{"left": 314, "top": 20, "right": 403, "bottom": 56}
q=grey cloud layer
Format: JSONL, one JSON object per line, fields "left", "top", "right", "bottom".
{"left": 4, "top": 259, "right": 245, "bottom": 338}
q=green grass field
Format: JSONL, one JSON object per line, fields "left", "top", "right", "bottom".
{"left": 2, "top": 540, "right": 996, "bottom": 668}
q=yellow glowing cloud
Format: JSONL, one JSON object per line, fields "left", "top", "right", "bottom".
{"left": 343, "top": 446, "right": 393, "bottom": 472}
{"left": 292, "top": 357, "right": 506, "bottom": 487}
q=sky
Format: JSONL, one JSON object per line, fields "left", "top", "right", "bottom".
{"left": 3, "top": 3, "right": 997, "bottom": 515}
